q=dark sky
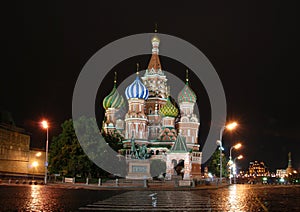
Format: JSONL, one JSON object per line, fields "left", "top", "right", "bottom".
{"left": 1, "top": 1, "right": 299, "bottom": 171}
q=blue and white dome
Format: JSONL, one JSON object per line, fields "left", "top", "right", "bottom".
{"left": 125, "top": 76, "right": 149, "bottom": 100}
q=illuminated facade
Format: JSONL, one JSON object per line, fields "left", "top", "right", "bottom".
{"left": 102, "top": 34, "right": 202, "bottom": 179}
{"left": 248, "top": 161, "right": 269, "bottom": 177}
{"left": 276, "top": 169, "right": 287, "bottom": 178}
{"left": 0, "top": 123, "right": 46, "bottom": 177}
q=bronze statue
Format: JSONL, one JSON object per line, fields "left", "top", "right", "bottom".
{"left": 130, "top": 137, "right": 151, "bottom": 159}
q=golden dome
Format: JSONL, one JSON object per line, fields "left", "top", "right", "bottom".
{"left": 151, "top": 35, "right": 160, "bottom": 43}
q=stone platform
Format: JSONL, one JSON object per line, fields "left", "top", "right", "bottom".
{"left": 126, "top": 159, "right": 152, "bottom": 180}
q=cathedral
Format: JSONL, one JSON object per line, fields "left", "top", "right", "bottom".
{"left": 102, "top": 34, "right": 202, "bottom": 180}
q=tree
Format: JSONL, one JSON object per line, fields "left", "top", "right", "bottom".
{"left": 206, "top": 149, "right": 228, "bottom": 178}
{"left": 49, "top": 118, "right": 108, "bottom": 178}
{"left": 101, "top": 129, "right": 124, "bottom": 152}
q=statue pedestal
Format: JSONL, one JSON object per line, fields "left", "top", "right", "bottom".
{"left": 183, "top": 173, "right": 191, "bottom": 180}
{"left": 170, "top": 175, "right": 181, "bottom": 187}
{"left": 179, "top": 180, "right": 192, "bottom": 187}
{"left": 126, "top": 159, "right": 152, "bottom": 180}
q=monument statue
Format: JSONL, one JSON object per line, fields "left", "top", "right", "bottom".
{"left": 130, "top": 136, "right": 136, "bottom": 159}
{"left": 130, "top": 137, "right": 151, "bottom": 159}
{"left": 139, "top": 144, "right": 151, "bottom": 159}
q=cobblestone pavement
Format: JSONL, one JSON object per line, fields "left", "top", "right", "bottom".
{"left": 79, "top": 184, "right": 300, "bottom": 211}
{"left": 0, "top": 184, "right": 299, "bottom": 211}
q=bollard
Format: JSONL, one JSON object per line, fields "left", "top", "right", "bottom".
{"left": 192, "top": 179, "right": 195, "bottom": 187}
{"left": 149, "top": 193, "right": 157, "bottom": 207}
{"left": 143, "top": 179, "right": 148, "bottom": 188}
{"left": 86, "top": 177, "right": 89, "bottom": 185}
{"left": 98, "top": 178, "right": 101, "bottom": 186}
{"left": 175, "top": 178, "right": 178, "bottom": 187}
{"left": 115, "top": 178, "right": 118, "bottom": 187}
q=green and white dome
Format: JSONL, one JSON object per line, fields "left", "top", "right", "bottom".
{"left": 103, "top": 76, "right": 125, "bottom": 110}
{"left": 178, "top": 70, "right": 197, "bottom": 103}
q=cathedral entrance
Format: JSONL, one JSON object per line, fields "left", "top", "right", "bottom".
{"left": 166, "top": 153, "right": 191, "bottom": 180}
{"left": 174, "top": 159, "right": 185, "bottom": 178}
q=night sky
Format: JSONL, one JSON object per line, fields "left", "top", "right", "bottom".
{"left": 1, "top": 1, "right": 299, "bottom": 172}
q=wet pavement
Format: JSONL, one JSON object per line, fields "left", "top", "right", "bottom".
{"left": 0, "top": 184, "right": 299, "bottom": 211}
{"left": 0, "top": 184, "right": 124, "bottom": 211}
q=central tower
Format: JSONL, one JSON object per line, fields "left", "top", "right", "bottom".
{"left": 141, "top": 34, "right": 168, "bottom": 140}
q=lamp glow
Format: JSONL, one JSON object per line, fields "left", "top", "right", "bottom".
{"left": 237, "top": 155, "right": 243, "bottom": 160}
{"left": 41, "top": 120, "right": 48, "bottom": 129}
{"left": 226, "top": 122, "right": 238, "bottom": 130}
{"left": 32, "top": 161, "right": 38, "bottom": 167}
{"left": 234, "top": 143, "right": 242, "bottom": 149}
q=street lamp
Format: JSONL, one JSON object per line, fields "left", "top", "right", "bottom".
{"left": 226, "top": 122, "right": 238, "bottom": 130}
{"left": 229, "top": 143, "right": 242, "bottom": 184}
{"left": 217, "top": 122, "right": 238, "bottom": 184}
{"left": 216, "top": 140, "right": 224, "bottom": 184}
{"left": 32, "top": 161, "right": 38, "bottom": 180}
{"left": 41, "top": 120, "right": 49, "bottom": 185}
{"left": 233, "top": 155, "right": 243, "bottom": 184}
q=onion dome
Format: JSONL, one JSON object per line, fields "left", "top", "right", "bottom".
{"left": 178, "top": 70, "right": 197, "bottom": 103}
{"left": 151, "top": 35, "right": 160, "bottom": 43}
{"left": 125, "top": 64, "right": 149, "bottom": 100}
{"left": 159, "top": 96, "right": 179, "bottom": 117}
{"left": 103, "top": 73, "right": 125, "bottom": 110}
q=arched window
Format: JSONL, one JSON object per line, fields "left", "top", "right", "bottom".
{"left": 181, "top": 117, "right": 189, "bottom": 122}
{"left": 191, "top": 117, "right": 198, "bottom": 122}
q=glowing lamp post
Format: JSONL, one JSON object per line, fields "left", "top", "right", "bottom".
{"left": 216, "top": 140, "right": 224, "bottom": 184}
{"left": 41, "top": 120, "right": 49, "bottom": 185}
{"left": 229, "top": 143, "right": 242, "bottom": 184}
{"left": 233, "top": 155, "right": 243, "bottom": 184}
{"left": 217, "top": 122, "right": 238, "bottom": 184}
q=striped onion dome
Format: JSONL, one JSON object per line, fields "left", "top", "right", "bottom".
{"left": 178, "top": 83, "right": 197, "bottom": 103}
{"left": 125, "top": 75, "right": 149, "bottom": 100}
{"left": 178, "top": 70, "right": 197, "bottom": 103}
{"left": 159, "top": 96, "right": 179, "bottom": 117}
{"left": 103, "top": 83, "right": 125, "bottom": 110}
